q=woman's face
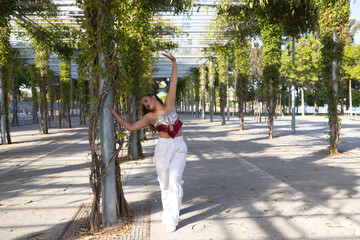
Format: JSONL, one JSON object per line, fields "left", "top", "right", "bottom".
{"left": 141, "top": 96, "right": 156, "bottom": 111}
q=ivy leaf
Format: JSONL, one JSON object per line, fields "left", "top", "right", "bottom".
{"left": 118, "top": 132, "right": 126, "bottom": 138}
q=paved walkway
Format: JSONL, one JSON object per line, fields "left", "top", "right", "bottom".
{"left": 125, "top": 115, "right": 360, "bottom": 240}
{"left": 1, "top": 115, "right": 360, "bottom": 239}
{"left": 0, "top": 118, "right": 91, "bottom": 240}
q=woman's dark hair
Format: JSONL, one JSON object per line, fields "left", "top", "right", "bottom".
{"left": 142, "top": 93, "right": 164, "bottom": 115}
{"left": 142, "top": 93, "right": 164, "bottom": 135}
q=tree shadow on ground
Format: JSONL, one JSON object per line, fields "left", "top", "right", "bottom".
{"left": 94, "top": 114, "right": 360, "bottom": 239}
{"left": 6, "top": 115, "right": 360, "bottom": 239}
{"left": 169, "top": 115, "right": 360, "bottom": 238}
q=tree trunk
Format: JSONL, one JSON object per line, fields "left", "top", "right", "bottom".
{"left": 67, "top": 102, "right": 72, "bottom": 128}
{"left": 90, "top": 184, "right": 101, "bottom": 233}
{"left": 128, "top": 95, "right": 143, "bottom": 160}
{"left": 49, "top": 101, "right": 53, "bottom": 128}
{"left": 79, "top": 78, "right": 86, "bottom": 125}
{"left": 314, "top": 87, "right": 319, "bottom": 115}
{"left": 238, "top": 99, "right": 244, "bottom": 130}
{"left": 209, "top": 60, "right": 214, "bottom": 122}
{"left": 59, "top": 100, "right": 62, "bottom": 128}
{"left": 184, "top": 87, "right": 188, "bottom": 114}
{"left": 48, "top": 106, "right": 51, "bottom": 128}
{"left": 50, "top": 97, "right": 54, "bottom": 122}
{"left": 54, "top": 101, "right": 57, "bottom": 128}
{"left": 260, "top": 22, "right": 282, "bottom": 139}
{"left": 260, "top": 86, "right": 264, "bottom": 123}
{"left": 244, "top": 101, "right": 247, "bottom": 115}
{"left": 288, "top": 85, "right": 291, "bottom": 115}
{"left": 234, "top": 41, "right": 250, "bottom": 129}
{"left": 190, "top": 75, "right": 194, "bottom": 118}
{"left": 39, "top": 69, "right": 48, "bottom": 134}
{"left": 11, "top": 71, "right": 18, "bottom": 126}
{"left": 4, "top": 77, "right": 11, "bottom": 144}
{"left": 213, "top": 87, "right": 216, "bottom": 114}
{"left": 282, "top": 84, "right": 286, "bottom": 115}
{"left": 340, "top": 83, "right": 345, "bottom": 115}
{"left": 80, "top": 99, "right": 84, "bottom": 125}
{"left": 115, "top": 157, "right": 130, "bottom": 217}
{"left": 349, "top": 79, "right": 352, "bottom": 113}
{"left": 62, "top": 101, "right": 66, "bottom": 128}
{"left": 301, "top": 86, "right": 305, "bottom": 116}
{"left": 98, "top": 49, "right": 117, "bottom": 226}
{"left": 267, "top": 85, "right": 275, "bottom": 138}
{"left": 251, "top": 86, "right": 254, "bottom": 113}
{"left": 200, "top": 64, "right": 206, "bottom": 119}
{"left": 236, "top": 73, "right": 245, "bottom": 130}
{"left": 188, "top": 82, "right": 190, "bottom": 115}
{"left": 219, "top": 51, "right": 227, "bottom": 125}
{"left": 296, "top": 87, "right": 299, "bottom": 114}
{"left": 32, "top": 104, "right": 37, "bottom": 123}
{"left": 233, "top": 101, "right": 235, "bottom": 117}
{"left": 71, "top": 80, "right": 74, "bottom": 117}
{"left": 220, "top": 80, "right": 226, "bottom": 126}
{"left": 5, "top": 96, "right": 11, "bottom": 144}
{"left": 196, "top": 100, "right": 199, "bottom": 118}
{"left": 319, "top": 0, "right": 349, "bottom": 154}
{"left": 274, "top": 95, "right": 278, "bottom": 119}
{"left": 227, "top": 83, "right": 231, "bottom": 120}
{"left": 329, "top": 56, "right": 340, "bottom": 154}
{"left": 0, "top": 68, "right": 6, "bottom": 144}
{"left": 31, "top": 71, "right": 39, "bottom": 124}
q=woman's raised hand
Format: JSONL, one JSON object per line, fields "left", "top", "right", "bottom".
{"left": 162, "top": 53, "right": 176, "bottom": 62}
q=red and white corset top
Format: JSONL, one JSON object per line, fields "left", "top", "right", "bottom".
{"left": 155, "top": 111, "right": 182, "bottom": 138}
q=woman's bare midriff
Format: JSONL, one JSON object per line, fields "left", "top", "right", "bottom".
{"left": 158, "top": 129, "right": 182, "bottom": 138}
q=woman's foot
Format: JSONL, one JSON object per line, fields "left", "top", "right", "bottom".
{"left": 166, "top": 225, "right": 177, "bottom": 233}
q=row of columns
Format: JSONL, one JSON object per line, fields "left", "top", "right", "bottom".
{"left": 178, "top": 58, "right": 233, "bottom": 124}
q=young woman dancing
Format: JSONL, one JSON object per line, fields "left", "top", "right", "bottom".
{"left": 109, "top": 53, "right": 187, "bottom": 233}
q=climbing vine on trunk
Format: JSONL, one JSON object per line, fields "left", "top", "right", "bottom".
{"left": 200, "top": 63, "right": 206, "bottom": 119}
{"left": 0, "top": 17, "right": 11, "bottom": 144}
{"left": 208, "top": 59, "right": 215, "bottom": 122}
{"left": 259, "top": 19, "right": 283, "bottom": 138}
{"left": 318, "top": 0, "right": 349, "bottom": 154}
{"left": 234, "top": 39, "right": 250, "bottom": 131}
{"left": 59, "top": 53, "right": 72, "bottom": 128}
{"left": 218, "top": 48, "right": 227, "bottom": 125}
{"left": 33, "top": 41, "right": 50, "bottom": 134}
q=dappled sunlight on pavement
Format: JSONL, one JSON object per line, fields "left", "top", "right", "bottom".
{"left": 1, "top": 115, "right": 360, "bottom": 239}
{"left": 124, "top": 115, "right": 360, "bottom": 240}
{"left": 0, "top": 119, "right": 91, "bottom": 240}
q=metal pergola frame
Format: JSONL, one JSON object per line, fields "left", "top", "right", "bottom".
{"left": 9, "top": 0, "right": 228, "bottom": 81}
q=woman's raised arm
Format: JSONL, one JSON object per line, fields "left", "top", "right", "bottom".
{"left": 162, "top": 53, "right": 178, "bottom": 106}
{"left": 109, "top": 105, "right": 151, "bottom": 132}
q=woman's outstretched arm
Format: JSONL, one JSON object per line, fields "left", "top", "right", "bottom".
{"left": 109, "top": 105, "right": 151, "bottom": 132}
{"left": 162, "top": 53, "right": 178, "bottom": 106}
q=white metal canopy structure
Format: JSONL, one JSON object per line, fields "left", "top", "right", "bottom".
{"left": 9, "top": 0, "right": 226, "bottom": 80}
{"left": 10, "top": 0, "right": 83, "bottom": 79}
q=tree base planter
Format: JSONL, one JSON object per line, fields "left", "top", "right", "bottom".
{"left": 58, "top": 201, "right": 151, "bottom": 240}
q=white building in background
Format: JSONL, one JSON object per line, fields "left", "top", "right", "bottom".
{"left": 295, "top": 105, "right": 360, "bottom": 114}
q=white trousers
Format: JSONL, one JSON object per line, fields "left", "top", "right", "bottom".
{"left": 154, "top": 135, "right": 187, "bottom": 226}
